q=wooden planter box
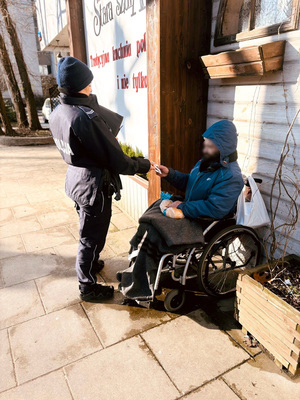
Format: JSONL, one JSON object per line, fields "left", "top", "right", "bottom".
{"left": 200, "top": 40, "right": 286, "bottom": 79}
{"left": 235, "top": 255, "right": 300, "bottom": 375}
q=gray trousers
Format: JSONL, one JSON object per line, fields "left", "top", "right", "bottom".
{"left": 74, "top": 189, "right": 112, "bottom": 285}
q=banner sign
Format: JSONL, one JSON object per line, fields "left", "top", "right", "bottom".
{"left": 83, "top": 0, "right": 148, "bottom": 155}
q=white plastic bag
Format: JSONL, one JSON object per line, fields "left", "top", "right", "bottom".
{"left": 236, "top": 175, "right": 270, "bottom": 228}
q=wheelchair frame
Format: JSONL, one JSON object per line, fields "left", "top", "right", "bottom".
{"left": 153, "top": 218, "right": 223, "bottom": 296}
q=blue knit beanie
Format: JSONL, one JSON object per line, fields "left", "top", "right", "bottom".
{"left": 56, "top": 56, "right": 94, "bottom": 92}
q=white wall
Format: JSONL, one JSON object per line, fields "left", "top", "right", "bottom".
{"left": 208, "top": 0, "right": 300, "bottom": 255}
{"left": 35, "top": 0, "right": 67, "bottom": 50}
{"left": 82, "top": 0, "right": 148, "bottom": 156}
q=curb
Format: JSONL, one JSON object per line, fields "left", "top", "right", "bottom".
{"left": 0, "top": 135, "right": 54, "bottom": 146}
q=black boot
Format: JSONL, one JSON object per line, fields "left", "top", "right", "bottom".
{"left": 79, "top": 283, "right": 114, "bottom": 302}
{"left": 116, "top": 271, "right": 122, "bottom": 282}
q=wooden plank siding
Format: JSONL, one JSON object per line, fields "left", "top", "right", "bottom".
{"left": 207, "top": 0, "right": 300, "bottom": 255}
{"left": 146, "top": 0, "right": 211, "bottom": 203}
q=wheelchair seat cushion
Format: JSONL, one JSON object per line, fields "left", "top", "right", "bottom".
{"left": 138, "top": 199, "right": 204, "bottom": 247}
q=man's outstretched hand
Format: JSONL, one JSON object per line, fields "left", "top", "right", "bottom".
{"left": 155, "top": 164, "right": 169, "bottom": 177}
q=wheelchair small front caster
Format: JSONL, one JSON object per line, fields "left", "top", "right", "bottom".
{"left": 164, "top": 289, "right": 186, "bottom": 312}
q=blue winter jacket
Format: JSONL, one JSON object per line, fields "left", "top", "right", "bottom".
{"left": 164, "top": 120, "right": 244, "bottom": 219}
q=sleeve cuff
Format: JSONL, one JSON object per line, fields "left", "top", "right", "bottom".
{"left": 163, "top": 167, "right": 176, "bottom": 182}
{"left": 177, "top": 202, "right": 185, "bottom": 213}
{"left": 137, "top": 157, "right": 151, "bottom": 173}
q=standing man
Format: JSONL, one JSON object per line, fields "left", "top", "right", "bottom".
{"left": 49, "top": 56, "right": 154, "bottom": 302}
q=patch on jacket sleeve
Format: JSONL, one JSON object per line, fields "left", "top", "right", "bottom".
{"left": 77, "top": 105, "right": 98, "bottom": 119}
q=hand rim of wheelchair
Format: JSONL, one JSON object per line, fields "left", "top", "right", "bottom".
{"left": 197, "top": 224, "right": 261, "bottom": 297}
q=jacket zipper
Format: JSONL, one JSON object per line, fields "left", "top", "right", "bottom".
{"left": 186, "top": 171, "right": 202, "bottom": 202}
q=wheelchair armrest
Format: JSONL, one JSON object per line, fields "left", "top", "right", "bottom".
{"left": 196, "top": 212, "right": 235, "bottom": 224}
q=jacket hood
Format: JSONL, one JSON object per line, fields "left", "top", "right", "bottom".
{"left": 202, "top": 120, "right": 238, "bottom": 168}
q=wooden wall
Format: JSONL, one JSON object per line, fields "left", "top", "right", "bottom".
{"left": 207, "top": 0, "right": 300, "bottom": 255}
{"left": 147, "top": 0, "right": 211, "bottom": 203}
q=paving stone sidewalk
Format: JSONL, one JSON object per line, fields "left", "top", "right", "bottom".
{"left": 0, "top": 145, "right": 299, "bottom": 400}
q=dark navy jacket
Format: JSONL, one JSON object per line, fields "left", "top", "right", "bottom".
{"left": 165, "top": 120, "right": 244, "bottom": 219}
{"left": 49, "top": 93, "right": 150, "bottom": 206}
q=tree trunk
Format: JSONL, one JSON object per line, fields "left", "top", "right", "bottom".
{"left": 0, "top": 88, "right": 14, "bottom": 135}
{"left": 0, "top": 0, "right": 42, "bottom": 130}
{"left": 0, "top": 32, "right": 28, "bottom": 128}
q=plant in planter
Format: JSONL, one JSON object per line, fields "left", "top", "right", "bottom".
{"left": 119, "top": 142, "right": 148, "bottom": 180}
{"left": 235, "top": 109, "right": 300, "bottom": 375}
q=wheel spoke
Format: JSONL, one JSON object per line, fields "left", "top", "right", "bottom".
{"left": 199, "top": 228, "right": 260, "bottom": 295}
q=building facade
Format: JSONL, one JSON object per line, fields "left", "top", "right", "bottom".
{"left": 36, "top": 0, "right": 300, "bottom": 256}
{"left": 207, "top": 0, "right": 300, "bottom": 255}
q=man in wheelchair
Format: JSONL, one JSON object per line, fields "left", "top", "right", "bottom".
{"left": 117, "top": 120, "right": 245, "bottom": 307}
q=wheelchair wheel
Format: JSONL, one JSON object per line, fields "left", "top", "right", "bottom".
{"left": 198, "top": 225, "right": 261, "bottom": 297}
{"left": 164, "top": 289, "right": 186, "bottom": 312}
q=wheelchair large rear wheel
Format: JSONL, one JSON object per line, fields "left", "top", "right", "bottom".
{"left": 198, "top": 225, "right": 261, "bottom": 297}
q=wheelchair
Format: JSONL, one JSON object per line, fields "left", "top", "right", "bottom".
{"left": 151, "top": 178, "right": 263, "bottom": 312}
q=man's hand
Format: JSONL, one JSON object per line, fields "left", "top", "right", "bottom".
{"left": 155, "top": 164, "right": 169, "bottom": 177}
{"left": 168, "top": 200, "right": 183, "bottom": 208}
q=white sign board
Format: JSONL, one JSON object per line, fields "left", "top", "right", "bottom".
{"left": 83, "top": 0, "right": 148, "bottom": 156}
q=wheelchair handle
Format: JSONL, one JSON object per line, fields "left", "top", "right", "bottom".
{"left": 244, "top": 177, "right": 262, "bottom": 187}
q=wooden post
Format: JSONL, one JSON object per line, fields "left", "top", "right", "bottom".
{"left": 146, "top": 0, "right": 211, "bottom": 204}
{"left": 65, "top": 0, "right": 87, "bottom": 63}
{"left": 146, "top": 0, "right": 161, "bottom": 204}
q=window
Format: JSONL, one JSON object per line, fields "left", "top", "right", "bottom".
{"left": 214, "top": 0, "right": 300, "bottom": 46}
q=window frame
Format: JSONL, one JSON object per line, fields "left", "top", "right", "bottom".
{"left": 214, "top": 0, "right": 300, "bottom": 47}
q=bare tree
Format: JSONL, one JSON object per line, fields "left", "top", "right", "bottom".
{"left": 0, "top": 31, "right": 28, "bottom": 128}
{"left": 0, "top": 87, "right": 14, "bottom": 135}
{"left": 0, "top": 0, "right": 41, "bottom": 130}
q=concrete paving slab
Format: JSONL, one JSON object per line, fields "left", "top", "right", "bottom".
{"left": 11, "top": 202, "right": 54, "bottom": 219}
{"left": 0, "top": 208, "right": 14, "bottom": 225}
{"left": 100, "top": 255, "right": 128, "bottom": 289}
{"left": 53, "top": 242, "right": 116, "bottom": 270}
{"left": 111, "top": 212, "right": 137, "bottom": 230}
{"left": 0, "top": 195, "right": 29, "bottom": 209}
{"left": 106, "top": 227, "right": 136, "bottom": 255}
{"left": 0, "top": 281, "right": 44, "bottom": 329}
{"left": 223, "top": 353, "right": 300, "bottom": 400}
{"left": 0, "top": 235, "right": 26, "bottom": 260}
{"left": 193, "top": 295, "right": 261, "bottom": 357}
{"left": 35, "top": 268, "right": 81, "bottom": 313}
{"left": 100, "top": 244, "right": 117, "bottom": 259}
{"left": 9, "top": 304, "right": 102, "bottom": 384}
{"left": 0, "top": 370, "right": 73, "bottom": 400}
{"left": 108, "top": 222, "right": 118, "bottom": 232}
{"left": 37, "top": 210, "right": 76, "bottom": 229}
{"left": 26, "top": 189, "right": 64, "bottom": 204}
{"left": 51, "top": 196, "right": 74, "bottom": 209}
{"left": 112, "top": 203, "right": 122, "bottom": 214}
{"left": 64, "top": 336, "right": 179, "bottom": 400}
{"left": 35, "top": 268, "right": 104, "bottom": 313}
{"left": 0, "top": 329, "right": 16, "bottom": 393}
{"left": 0, "top": 248, "right": 66, "bottom": 286}
{"left": 182, "top": 379, "right": 240, "bottom": 400}
{"left": 0, "top": 184, "right": 7, "bottom": 197}
{"left": 141, "top": 309, "right": 250, "bottom": 394}
{"left": 53, "top": 242, "right": 79, "bottom": 268}
{"left": 22, "top": 226, "right": 75, "bottom": 252}
{"left": 83, "top": 301, "right": 171, "bottom": 347}
{"left": 67, "top": 222, "right": 79, "bottom": 241}
{"left": 0, "top": 215, "right": 42, "bottom": 239}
